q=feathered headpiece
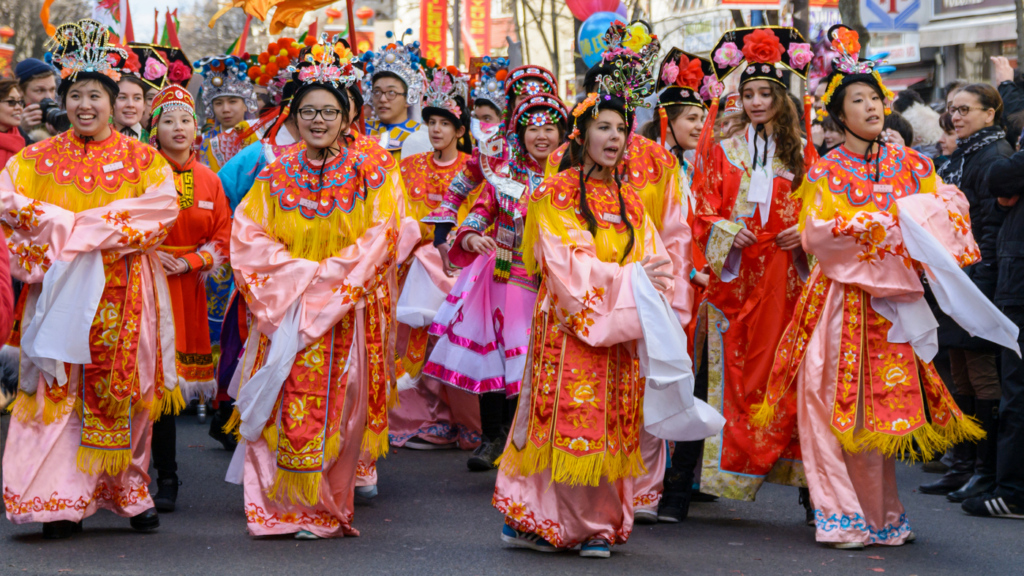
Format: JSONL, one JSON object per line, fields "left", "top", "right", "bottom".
{"left": 360, "top": 29, "right": 424, "bottom": 105}
{"left": 45, "top": 19, "right": 128, "bottom": 97}
{"left": 422, "top": 63, "right": 468, "bottom": 125}
{"left": 471, "top": 56, "right": 510, "bottom": 113}
{"left": 194, "top": 55, "right": 258, "bottom": 120}
{"left": 570, "top": 21, "right": 660, "bottom": 125}
{"left": 126, "top": 43, "right": 192, "bottom": 92}
{"left": 820, "top": 25, "right": 894, "bottom": 113}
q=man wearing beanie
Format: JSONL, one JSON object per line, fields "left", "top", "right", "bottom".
{"left": 15, "top": 58, "right": 57, "bottom": 143}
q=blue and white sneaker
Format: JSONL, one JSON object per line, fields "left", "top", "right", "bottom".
{"left": 500, "top": 524, "right": 558, "bottom": 552}
{"left": 294, "top": 530, "right": 321, "bottom": 540}
{"left": 579, "top": 538, "right": 611, "bottom": 558}
{"left": 355, "top": 485, "right": 378, "bottom": 499}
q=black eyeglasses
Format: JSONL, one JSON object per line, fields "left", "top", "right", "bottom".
{"left": 1, "top": 99, "right": 24, "bottom": 108}
{"left": 371, "top": 89, "right": 407, "bottom": 101}
{"left": 297, "top": 107, "right": 342, "bottom": 121}
{"left": 948, "top": 105, "right": 988, "bottom": 117}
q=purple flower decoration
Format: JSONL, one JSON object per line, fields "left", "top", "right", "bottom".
{"left": 714, "top": 42, "right": 742, "bottom": 68}
{"left": 788, "top": 43, "right": 813, "bottom": 70}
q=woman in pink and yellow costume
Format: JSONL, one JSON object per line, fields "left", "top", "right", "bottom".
{"left": 755, "top": 25, "right": 1018, "bottom": 548}
{"left": 389, "top": 63, "right": 482, "bottom": 451}
{"left": 493, "top": 32, "right": 712, "bottom": 558}
{"left": 423, "top": 93, "right": 569, "bottom": 470}
{"left": 229, "top": 36, "right": 402, "bottom": 539}
{"left": 1, "top": 20, "right": 180, "bottom": 539}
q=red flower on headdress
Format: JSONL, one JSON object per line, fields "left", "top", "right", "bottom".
{"left": 832, "top": 28, "right": 861, "bottom": 56}
{"left": 741, "top": 29, "right": 785, "bottom": 65}
{"left": 124, "top": 50, "right": 141, "bottom": 73}
{"left": 675, "top": 55, "right": 705, "bottom": 89}
{"left": 168, "top": 61, "right": 193, "bottom": 84}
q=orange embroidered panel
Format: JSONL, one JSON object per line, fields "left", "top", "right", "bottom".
{"left": 533, "top": 168, "right": 646, "bottom": 233}
{"left": 807, "top": 144, "right": 933, "bottom": 213}
{"left": 21, "top": 131, "right": 157, "bottom": 195}
{"left": 400, "top": 151, "right": 468, "bottom": 216}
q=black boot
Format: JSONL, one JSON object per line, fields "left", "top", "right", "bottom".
{"left": 657, "top": 469, "right": 693, "bottom": 523}
{"left": 948, "top": 399, "right": 999, "bottom": 503}
{"left": 209, "top": 403, "right": 238, "bottom": 451}
{"left": 42, "top": 520, "right": 80, "bottom": 540}
{"left": 799, "top": 487, "right": 815, "bottom": 526}
{"left": 129, "top": 507, "right": 160, "bottom": 532}
{"left": 154, "top": 474, "right": 179, "bottom": 513}
{"left": 467, "top": 435, "right": 505, "bottom": 471}
{"left": 921, "top": 395, "right": 976, "bottom": 494}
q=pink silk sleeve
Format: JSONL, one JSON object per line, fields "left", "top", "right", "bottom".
{"left": 802, "top": 211, "right": 923, "bottom": 301}
{"left": 0, "top": 165, "right": 75, "bottom": 284}
{"left": 659, "top": 176, "right": 695, "bottom": 327}
{"left": 894, "top": 183, "right": 981, "bottom": 267}
{"left": 537, "top": 220, "right": 669, "bottom": 348}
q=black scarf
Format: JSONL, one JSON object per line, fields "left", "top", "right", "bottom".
{"left": 938, "top": 125, "right": 1006, "bottom": 188}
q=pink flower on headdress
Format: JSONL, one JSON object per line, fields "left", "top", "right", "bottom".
{"left": 661, "top": 60, "right": 679, "bottom": 86}
{"left": 788, "top": 43, "right": 813, "bottom": 70}
{"left": 107, "top": 53, "right": 121, "bottom": 68}
{"left": 714, "top": 42, "right": 742, "bottom": 68}
{"left": 167, "top": 61, "right": 192, "bottom": 84}
{"left": 700, "top": 76, "right": 722, "bottom": 101}
{"left": 143, "top": 58, "right": 168, "bottom": 81}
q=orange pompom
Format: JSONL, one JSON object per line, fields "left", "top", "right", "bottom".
{"left": 288, "top": 47, "right": 300, "bottom": 58}
{"left": 426, "top": 59, "right": 437, "bottom": 68}
{"left": 495, "top": 69, "right": 508, "bottom": 81}
{"left": 304, "top": 35, "right": 317, "bottom": 46}
{"left": 447, "top": 65, "right": 460, "bottom": 76}
{"left": 268, "top": 42, "right": 279, "bottom": 54}
{"left": 247, "top": 67, "right": 260, "bottom": 80}
{"left": 266, "top": 63, "right": 279, "bottom": 76}
{"left": 258, "top": 52, "right": 269, "bottom": 65}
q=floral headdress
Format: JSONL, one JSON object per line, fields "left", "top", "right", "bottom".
{"left": 289, "top": 33, "right": 358, "bottom": 90}
{"left": 710, "top": 26, "right": 811, "bottom": 88}
{"left": 570, "top": 21, "right": 660, "bottom": 127}
{"left": 505, "top": 65, "right": 557, "bottom": 99}
{"left": 126, "top": 43, "right": 192, "bottom": 92}
{"left": 248, "top": 36, "right": 313, "bottom": 105}
{"left": 421, "top": 62, "right": 468, "bottom": 124}
{"left": 655, "top": 47, "right": 718, "bottom": 110}
{"left": 360, "top": 29, "right": 424, "bottom": 105}
{"left": 45, "top": 19, "right": 128, "bottom": 97}
{"left": 148, "top": 85, "right": 202, "bottom": 151}
{"left": 820, "top": 25, "right": 894, "bottom": 113}
{"left": 194, "top": 55, "right": 258, "bottom": 121}
{"left": 471, "top": 56, "right": 510, "bottom": 114}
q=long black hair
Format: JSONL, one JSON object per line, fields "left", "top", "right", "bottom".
{"left": 422, "top": 94, "right": 473, "bottom": 154}
{"left": 558, "top": 97, "right": 635, "bottom": 263}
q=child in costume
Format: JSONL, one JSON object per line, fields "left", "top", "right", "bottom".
{"left": 361, "top": 30, "right": 424, "bottom": 159}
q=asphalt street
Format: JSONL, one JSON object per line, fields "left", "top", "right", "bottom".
{"left": 1, "top": 412, "right": 1021, "bottom": 576}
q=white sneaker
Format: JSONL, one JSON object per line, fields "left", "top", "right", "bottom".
{"left": 355, "top": 485, "right": 378, "bottom": 499}
{"left": 829, "top": 541, "right": 866, "bottom": 550}
{"left": 634, "top": 509, "right": 658, "bottom": 525}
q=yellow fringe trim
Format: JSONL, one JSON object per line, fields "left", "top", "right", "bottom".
{"left": 833, "top": 414, "right": 985, "bottom": 463}
{"left": 266, "top": 469, "right": 322, "bottom": 506}
{"left": 324, "top": 431, "right": 342, "bottom": 466}
{"left": 223, "top": 407, "right": 243, "bottom": 443}
{"left": 10, "top": 391, "right": 37, "bottom": 422}
{"left": 263, "top": 423, "right": 279, "bottom": 453}
{"left": 76, "top": 446, "right": 131, "bottom": 476}
{"left": 151, "top": 386, "right": 186, "bottom": 421}
{"left": 241, "top": 172, "right": 398, "bottom": 262}
{"left": 499, "top": 439, "right": 647, "bottom": 487}
{"left": 361, "top": 427, "right": 390, "bottom": 460}
{"left": 750, "top": 400, "right": 777, "bottom": 429}
{"left": 522, "top": 183, "right": 648, "bottom": 277}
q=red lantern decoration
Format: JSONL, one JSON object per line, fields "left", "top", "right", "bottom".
{"left": 355, "top": 6, "right": 374, "bottom": 22}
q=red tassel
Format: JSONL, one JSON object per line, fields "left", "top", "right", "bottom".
{"left": 658, "top": 107, "right": 668, "bottom": 148}
{"left": 264, "top": 104, "right": 291, "bottom": 143}
{"left": 692, "top": 95, "right": 720, "bottom": 200}
{"left": 803, "top": 92, "right": 819, "bottom": 170}
{"left": 241, "top": 105, "right": 285, "bottom": 141}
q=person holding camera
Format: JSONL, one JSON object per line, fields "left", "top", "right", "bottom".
{"left": 14, "top": 58, "right": 58, "bottom": 143}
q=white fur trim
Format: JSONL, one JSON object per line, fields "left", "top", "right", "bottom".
{"left": 902, "top": 103, "right": 943, "bottom": 147}
{"left": 197, "top": 241, "right": 228, "bottom": 282}
{"left": 179, "top": 377, "right": 218, "bottom": 403}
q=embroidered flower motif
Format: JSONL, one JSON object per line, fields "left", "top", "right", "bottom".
{"left": 714, "top": 42, "right": 743, "bottom": 68}
{"left": 742, "top": 29, "right": 785, "bottom": 64}
{"left": 890, "top": 418, "right": 911, "bottom": 432}
{"left": 788, "top": 43, "right": 813, "bottom": 69}
{"left": 568, "top": 437, "right": 591, "bottom": 452}
{"left": 882, "top": 363, "right": 909, "bottom": 389}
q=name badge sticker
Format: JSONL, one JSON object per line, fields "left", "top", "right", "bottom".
{"left": 299, "top": 198, "right": 318, "bottom": 210}
{"left": 103, "top": 161, "right": 124, "bottom": 173}
{"left": 776, "top": 169, "right": 795, "bottom": 181}
{"left": 428, "top": 193, "right": 444, "bottom": 202}
{"left": 601, "top": 213, "right": 622, "bottom": 224}
{"left": 198, "top": 200, "right": 214, "bottom": 210}
{"left": 873, "top": 183, "right": 893, "bottom": 194}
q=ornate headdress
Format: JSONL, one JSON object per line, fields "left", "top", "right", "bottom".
{"left": 421, "top": 63, "right": 468, "bottom": 125}
{"left": 511, "top": 93, "right": 568, "bottom": 129}
{"left": 194, "top": 55, "right": 258, "bottom": 121}
{"left": 289, "top": 34, "right": 358, "bottom": 90}
{"left": 570, "top": 21, "right": 660, "bottom": 128}
{"left": 471, "top": 56, "right": 510, "bottom": 114}
{"left": 148, "top": 84, "right": 201, "bottom": 150}
{"left": 248, "top": 36, "right": 312, "bottom": 105}
{"left": 126, "top": 43, "right": 192, "bottom": 92}
{"left": 710, "top": 26, "right": 811, "bottom": 88}
{"left": 360, "top": 29, "right": 424, "bottom": 105}
{"left": 721, "top": 92, "right": 742, "bottom": 116}
{"left": 820, "top": 25, "right": 894, "bottom": 114}
{"left": 45, "top": 19, "right": 128, "bottom": 97}
{"left": 656, "top": 47, "right": 718, "bottom": 110}
{"left": 505, "top": 65, "right": 557, "bottom": 99}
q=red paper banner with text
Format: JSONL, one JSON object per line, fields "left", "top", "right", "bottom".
{"left": 420, "top": 0, "right": 447, "bottom": 65}
{"left": 466, "top": 0, "right": 491, "bottom": 58}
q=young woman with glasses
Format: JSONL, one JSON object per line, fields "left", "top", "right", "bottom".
{"left": 0, "top": 79, "right": 25, "bottom": 166}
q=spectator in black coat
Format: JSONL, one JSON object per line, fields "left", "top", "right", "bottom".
{"left": 962, "top": 146, "right": 1024, "bottom": 518}
{"left": 993, "top": 56, "right": 1024, "bottom": 119}
{"left": 922, "top": 84, "right": 1013, "bottom": 501}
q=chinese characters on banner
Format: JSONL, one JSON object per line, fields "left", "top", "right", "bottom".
{"left": 421, "top": 0, "right": 448, "bottom": 65}
{"left": 466, "top": 0, "right": 491, "bottom": 57}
